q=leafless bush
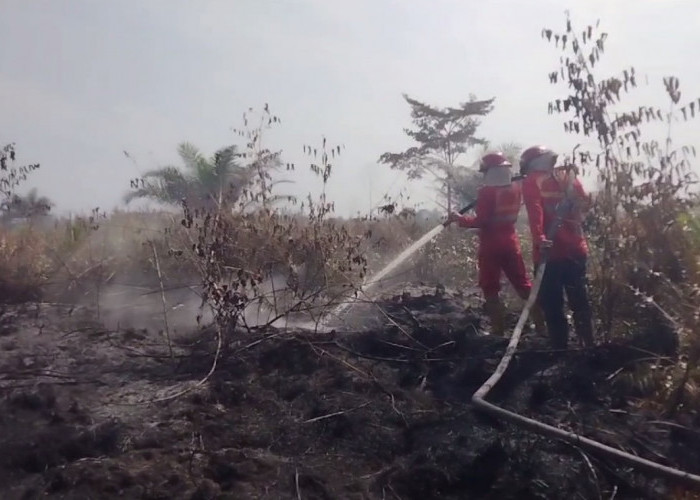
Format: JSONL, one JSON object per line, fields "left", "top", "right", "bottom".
{"left": 177, "top": 106, "right": 369, "bottom": 338}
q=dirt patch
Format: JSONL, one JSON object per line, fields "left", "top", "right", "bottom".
{"left": 0, "top": 290, "right": 698, "bottom": 499}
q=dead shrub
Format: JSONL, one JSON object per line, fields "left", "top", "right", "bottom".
{"left": 175, "top": 106, "right": 370, "bottom": 335}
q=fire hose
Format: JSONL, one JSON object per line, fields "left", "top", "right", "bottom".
{"left": 470, "top": 167, "right": 700, "bottom": 489}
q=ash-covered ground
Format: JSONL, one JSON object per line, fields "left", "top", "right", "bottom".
{"left": 0, "top": 286, "right": 698, "bottom": 499}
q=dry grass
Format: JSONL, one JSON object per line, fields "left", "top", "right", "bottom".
{"left": 0, "top": 210, "right": 198, "bottom": 305}
{"left": 0, "top": 206, "right": 481, "bottom": 309}
{"left": 0, "top": 226, "right": 52, "bottom": 302}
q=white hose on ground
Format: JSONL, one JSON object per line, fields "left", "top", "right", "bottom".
{"left": 471, "top": 260, "right": 700, "bottom": 488}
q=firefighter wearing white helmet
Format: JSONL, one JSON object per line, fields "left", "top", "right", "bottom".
{"left": 520, "top": 145, "right": 594, "bottom": 349}
{"left": 445, "top": 152, "right": 545, "bottom": 337}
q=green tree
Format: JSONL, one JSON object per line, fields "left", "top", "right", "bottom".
{"left": 379, "top": 94, "right": 495, "bottom": 214}
{"left": 450, "top": 167, "right": 481, "bottom": 209}
{"left": 1, "top": 143, "right": 41, "bottom": 202}
{"left": 2, "top": 188, "right": 53, "bottom": 219}
{"left": 124, "top": 142, "right": 253, "bottom": 210}
{"left": 0, "top": 143, "right": 43, "bottom": 221}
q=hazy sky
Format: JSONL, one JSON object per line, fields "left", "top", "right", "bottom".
{"left": 1, "top": 0, "right": 698, "bottom": 217}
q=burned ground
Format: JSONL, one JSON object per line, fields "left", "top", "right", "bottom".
{"left": 0, "top": 289, "right": 698, "bottom": 499}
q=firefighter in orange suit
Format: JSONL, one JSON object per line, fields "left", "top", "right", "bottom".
{"left": 519, "top": 145, "right": 594, "bottom": 349}
{"left": 445, "top": 152, "right": 546, "bottom": 337}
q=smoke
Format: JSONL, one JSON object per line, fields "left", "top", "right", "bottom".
{"left": 92, "top": 272, "right": 329, "bottom": 337}
{"left": 240, "top": 272, "right": 332, "bottom": 331}
{"left": 95, "top": 283, "right": 212, "bottom": 336}
{"left": 47, "top": 213, "right": 337, "bottom": 334}
{"left": 241, "top": 272, "right": 287, "bottom": 328}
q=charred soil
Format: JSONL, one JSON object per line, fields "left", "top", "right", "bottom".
{"left": 0, "top": 290, "right": 698, "bottom": 499}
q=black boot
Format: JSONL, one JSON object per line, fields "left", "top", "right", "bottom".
{"left": 573, "top": 310, "right": 595, "bottom": 348}
{"left": 565, "top": 258, "right": 595, "bottom": 348}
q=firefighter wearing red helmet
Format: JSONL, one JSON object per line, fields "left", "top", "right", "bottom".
{"left": 445, "top": 152, "right": 545, "bottom": 337}
{"left": 520, "top": 145, "right": 594, "bottom": 349}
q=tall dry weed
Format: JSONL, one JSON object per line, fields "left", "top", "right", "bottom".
{"left": 0, "top": 227, "right": 51, "bottom": 302}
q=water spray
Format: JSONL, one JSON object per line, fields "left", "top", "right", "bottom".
{"left": 320, "top": 175, "right": 525, "bottom": 329}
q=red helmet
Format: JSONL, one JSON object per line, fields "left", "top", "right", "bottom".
{"left": 479, "top": 152, "right": 512, "bottom": 172}
{"left": 519, "top": 145, "right": 557, "bottom": 174}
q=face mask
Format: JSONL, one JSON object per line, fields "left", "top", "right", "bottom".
{"left": 527, "top": 154, "right": 557, "bottom": 173}
{"left": 483, "top": 166, "right": 512, "bottom": 186}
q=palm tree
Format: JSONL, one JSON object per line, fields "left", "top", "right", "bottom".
{"left": 124, "top": 142, "right": 254, "bottom": 210}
